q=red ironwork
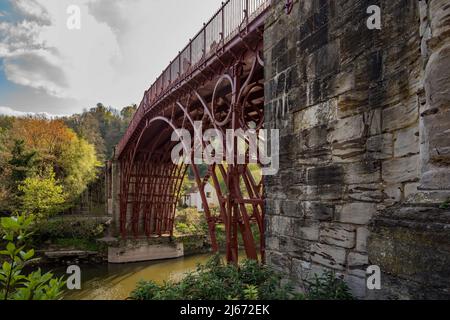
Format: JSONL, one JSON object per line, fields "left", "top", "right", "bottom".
{"left": 114, "top": 0, "right": 270, "bottom": 264}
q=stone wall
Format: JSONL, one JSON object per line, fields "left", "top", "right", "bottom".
{"left": 264, "top": 0, "right": 450, "bottom": 299}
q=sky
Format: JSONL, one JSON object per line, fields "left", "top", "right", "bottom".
{"left": 0, "top": 0, "right": 223, "bottom": 116}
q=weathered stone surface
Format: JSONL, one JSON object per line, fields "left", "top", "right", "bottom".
{"left": 265, "top": 0, "right": 450, "bottom": 300}
{"left": 266, "top": 250, "right": 291, "bottom": 274}
{"left": 382, "top": 155, "right": 420, "bottom": 184}
{"left": 343, "top": 161, "right": 381, "bottom": 185}
{"left": 345, "top": 274, "right": 367, "bottom": 299}
{"left": 336, "top": 203, "right": 377, "bottom": 225}
{"left": 394, "top": 126, "right": 420, "bottom": 157}
{"left": 311, "top": 243, "right": 347, "bottom": 270}
{"left": 307, "top": 165, "right": 343, "bottom": 186}
{"left": 295, "top": 222, "right": 320, "bottom": 241}
{"left": 294, "top": 99, "right": 337, "bottom": 132}
{"left": 383, "top": 184, "right": 403, "bottom": 204}
{"left": 330, "top": 114, "right": 364, "bottom": 143}
{"left": 367, "top": 134, "right": 393, "bottom": 160}
{"left": 425, "top": 45, "right": 450, "bottom": 112}
{"left": 382, "top": 101, "right": 419, "bottom": 132}
{"left": 356, "top": 227, "right": 370, "bottom": 253}
{"left": 304, "top": 201, "right": 334, "bottom": 221}
{"left": 108, "top": 239, "right": 184, "bottom": 264}
{"left": 320, "top": 223, "right": 356, "bottom": 249}
{"left": 348, "top": 252, "right": 369, "bottom": 267}
{"left": 368, "top": 205, "right": 450, "bottom": 299}
{"left": 348, "top": 184, "right": 383, "bottom": 203}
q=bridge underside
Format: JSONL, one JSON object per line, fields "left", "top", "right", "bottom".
{"left": 115, "top": 28, "right": 266, "bottom": 263}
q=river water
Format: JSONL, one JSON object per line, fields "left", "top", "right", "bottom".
{"left": 62, "top": 253, "right": 212, "bottom": 300}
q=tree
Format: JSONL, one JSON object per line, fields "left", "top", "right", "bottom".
{"left": 60, "top": 136, "right": 100, "bottom": 201}
{"left": 8, "top": 140, "right": 36, "bottom": 187}
{"left": 9, "top": 118, "right": 100, "bottom": 206}
{"left": 64, "top": 104, "right": 136, "bottom": 160}
{"left": 64, "top": 112, "right": 106, "bottom": 161}
{"left": 18, "top": 170, "right": 67, "bottom": 220}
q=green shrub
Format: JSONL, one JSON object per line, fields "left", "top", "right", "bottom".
{"left": 307, "top": 271, "right": 354, "bottom": 300}
{"left": 0, "top": 213, "right": 65, "bottom": 300}
{"left": 130, "top": 255, "right": 354, "bottom": 301}
{"left": 32, "top": 217, "right": 105, "bottom": 244}
{"left": 130, "top": 254, "right": 298, "bottom": 300}
{"left": 174, "top": 208, "right": 207, "bottom": 236}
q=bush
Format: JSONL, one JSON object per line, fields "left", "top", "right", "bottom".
{"left": 130, "top": 255, "right": 354, "bottom": 301}
{"left": 307, "top": 271, "right": 354, "bottom": 300}
{"left": 18, "top": 171, "right": 67, "bottom": 220}
{"left": 174, "top": 208, "right": 207, "bottom": 236}
{"left": 130, "top": 255, "right": 299, "bottom": 300}
{"left": 31, "top": 217, "right": 106, "bottom": 245}
{"left": 0, "top": 213, "right": 65, "bottom": 300}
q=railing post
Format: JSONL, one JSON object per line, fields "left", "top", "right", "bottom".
{"left": 189, "top": 39, "right": 192, "bottom": 66}
{"left": 178, "top": 52, "right": 181, "bottom": 77}
{"left": 221, "top": 2, "right": 225, "bottom": 42}
{"left": 203, "top": 23, "right": 206, "bottom": 57}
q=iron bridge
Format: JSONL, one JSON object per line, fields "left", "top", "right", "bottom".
{"left": 113, "top": 0, "right": 271, "bottom": 263}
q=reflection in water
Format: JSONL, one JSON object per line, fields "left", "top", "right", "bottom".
{"left": 63, "top": 253, "right": 212, "bottom": 300}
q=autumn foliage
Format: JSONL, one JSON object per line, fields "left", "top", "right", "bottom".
{"left": 0, "top": 116, "right": 100, "bottom": 216}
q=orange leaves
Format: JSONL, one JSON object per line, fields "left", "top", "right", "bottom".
{"left": 10, "top": 118, "right": 76, "bottom": 155}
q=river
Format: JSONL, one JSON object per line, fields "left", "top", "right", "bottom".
{"left": 62, "top": 253, "right": 213, "bottom": 300}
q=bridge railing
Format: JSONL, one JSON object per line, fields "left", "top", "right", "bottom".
{"left": 117, "top": 0, "right": 270, "bottom": 158}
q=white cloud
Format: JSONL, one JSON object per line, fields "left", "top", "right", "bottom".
{"left": 0, "top": 106, "right": 60, "bottom": 118}
{"left": 0, "top": 0, "right": 223, "bottom": 113}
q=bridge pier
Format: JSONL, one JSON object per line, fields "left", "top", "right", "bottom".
{"left": 106, "top": 159, "right": 122, "bottom": 238}
{"left": 108, "top": 237, "right": 184, "bottom": 264}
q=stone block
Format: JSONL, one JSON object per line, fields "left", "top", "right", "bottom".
{"left": 356, "top": 227, "right": 370, "bottom": 253}
{"left": 108, "top": 240, "right": 184, "bottom": 264}
{"left": 394, "top": 126, "right": 420, "bottom": 157}
{"left": 311, "top": 243, "right": 347, "bottom": 270}
{"left": 336, "top": 203, "right": 377, "bottom": 225}
{"left": 278, "top": 236, "right": 312, "bottom": 260}
{"left": 304, "top": 202, "right": 334, "bottom": 221}
{"left": 382, "top": 155, "right": 420, "bottom": 183}
{"left": 307, "top": 165, "right": 344, "bottom": 186}
{"left": 367, "top": 134, "right": 393, "bottom": 160}
{"left": 348, "top": 184, "right": 384, "bottom": 203}
{"left": 330, "top": 114, "right": 364, "bottom": 143}
{"left": 266, "top": 250, "right": 291, "bottom": 274}
{"left": 320, "top": 223, "right": 356, "bottom": 249}
{"left": 280, "top": 199, "right": 304, "bottom": 218}
{"left": 382, "top": 101, "right": 419, "bottom": 132}
{"left": 343, "top": 161, "right": 381, "bottom": 185}
{"left": 348, "top": 252, "right": 369, "bottom": 267}
{"left": 345, "top": 275, "right": 367, "bottom": 299}
{"left": 368, "top": 205, "right": 450, "bottom": 299}
{"left": 383, "top": 184, "right": 403, "bottom": 204}
{"left": 295, "top": 222, "right": 320, "bottom": 241}
{"left": 294, "top": 99, "right": 337, "bottom": 132}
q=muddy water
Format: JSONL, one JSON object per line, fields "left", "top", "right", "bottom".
{"left": 62, "top": 253, "right": 212, "bottom": 300}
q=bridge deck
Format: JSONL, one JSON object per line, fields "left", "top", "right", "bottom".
{"left": 116, "top": 0, "right": 271, "bottom": 159}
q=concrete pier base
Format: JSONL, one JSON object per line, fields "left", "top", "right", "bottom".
{"left": 108, "top": 237, "right": 184, "bottom": 264}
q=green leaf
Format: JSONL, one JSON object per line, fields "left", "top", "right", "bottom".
{"left": 7, "top": 242, "right": 16, "bottom": 255}
{"left": 20, "top": 249, "right": 35, "bottom": 261}
{"left": 2, "top": 261, "right": 11, "bottom": 273}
